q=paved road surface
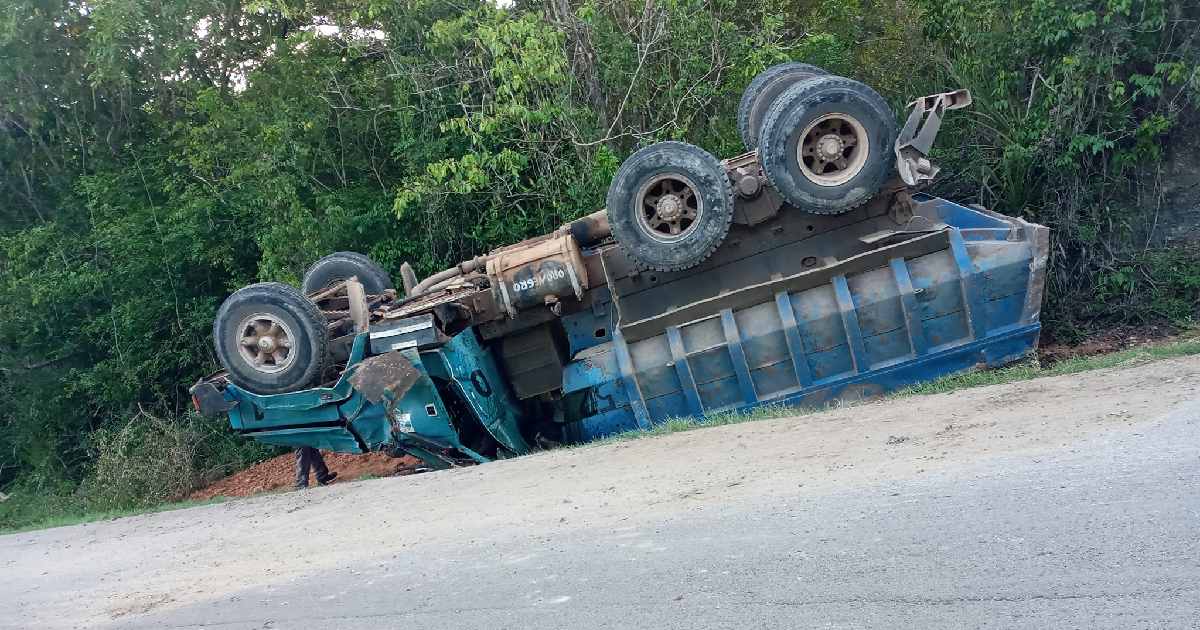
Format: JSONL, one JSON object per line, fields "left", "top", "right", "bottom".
{"left": 109, "top": 399, "right": 1199, "bottom": 629}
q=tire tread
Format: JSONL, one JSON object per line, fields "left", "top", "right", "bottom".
{"left": 606, "top": 141, "right": 734, "bottom": 272}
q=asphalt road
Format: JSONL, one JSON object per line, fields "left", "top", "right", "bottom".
{"left": 100, "top": 397, "right": 1200, "bottom": 630}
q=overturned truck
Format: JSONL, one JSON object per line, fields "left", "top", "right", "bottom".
{"left": 192, "top": 65, "right": 1048, "bottom": 469}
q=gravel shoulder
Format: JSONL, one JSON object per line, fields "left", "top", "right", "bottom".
{"left": 3, "top": 355, "right": 1199, "bottom": 629}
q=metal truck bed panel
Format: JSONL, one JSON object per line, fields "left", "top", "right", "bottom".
{"left": 579, "top": 197, "right": 1047, "bottom": 434}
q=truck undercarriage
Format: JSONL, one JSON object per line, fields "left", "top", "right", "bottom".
{"left": 191, "top": 67, "right": 1048, "bottom": 470}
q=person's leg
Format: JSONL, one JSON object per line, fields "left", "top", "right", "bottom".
{"left": 311, "top": 449, "right": 329, "bottom": 482}
{"left": 295, "top": 446, "right": 312, "bottom": 488}
{"left": 313, "top": 450, "right": 337, "bottom": 484}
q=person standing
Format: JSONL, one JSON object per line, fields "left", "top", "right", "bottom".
{"left": 295, "top": 446, "right": 337, "bottom": 488}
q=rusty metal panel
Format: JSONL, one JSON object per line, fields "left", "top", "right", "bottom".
{"left": 644, "top": 391, "right": 690, "bottom": 423}
{"left": 695, "top": 375, "right": 742, "bottom": 411}
{"left": 346, "top": 352, "right": 421, "bottom": 404}
{"left": 862, "top": 328, "right": 916, "bottom": 368}
{"left": 498, "top": 324, "right": 568, "bottom": 400}
{"left": 748, "top": 360, "right": 801, "bottom": 399}
{"left": 805, "top": 345, "right": 856, "bottom": 383}
{"left": 611, "top": 330, "right": 652, "bottom": 430}
{"left": 560, "top": 342, "right": 637, "bottom": 440}
{"left": 983, "top": 292, "right": 1028, "bottom": 333}
{"left": 562, "top": 307, "right": 613, "bottom": 357}
{"left": 1021, "top": 223, "right": 1051, "bottom": 328}
{"left": 609, "top": 225, "right": 952, "bottom": 343}
{"left": 967, "top": 241, "right": 1033, "bottom": 301}
{"left": 687, "top": 345, "right": 737, "bottom": 386}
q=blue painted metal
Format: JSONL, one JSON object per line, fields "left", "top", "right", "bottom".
{"left": 383, "top": 348, "right": 478, "bottom": 461}
{"left": 224, "top": 331, "right": 527, "bottom": 461}
{"left": 948, "top": 229, "right": 986, "bottom": 340}
{"left": 601, "top": 198, "right": 1047, "bottom": 427}
{"left": 666, "top": 326, "right": 705, "bottom": 417}
{"left": 775, "top": 292, "right": 815, "bottom": 389}
{"left": 891, "top": 258, "right": 928, "bottom": 357}
{"left": 832, "top": 275, "right": 869, "bottom": 374}
{"left": 562, "top": 308, "right": 613, "bottom": 357}
{"left": 426, "top": 331, "right": 531, "bottom": 455}
{"left": 221, "top": 196, "right": 1048, "bottom": 467}
{"left": 611, "top": 329, "right": 653, "bottom": 430}
{"left": 720, "top": 309, "right": 759, "bottom": 405}
{"left": 560, "top": 344, "right": 636, "bottom": 440}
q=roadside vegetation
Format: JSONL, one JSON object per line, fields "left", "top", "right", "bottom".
{"left": 1, "top": 0, "right": 1198, "bottom": 530}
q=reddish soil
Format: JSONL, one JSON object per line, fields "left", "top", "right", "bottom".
{"left": 1038, "top": 324, "right": 1179, "bottom": 364}
{"left": 190, "top": 451, "right": 422, "bottom": 500}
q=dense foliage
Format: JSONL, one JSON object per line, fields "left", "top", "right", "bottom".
{"left": 1, "top": 0, "right": 1197, "bottom": 524}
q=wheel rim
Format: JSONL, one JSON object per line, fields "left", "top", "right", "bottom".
{"left": 235, "top": 313, "right": 297, "bottom": 374}
{"left": 635, "top": 173, "right": 704, "bottom": 243}
{"left": 796, "top": 113, "right": 869, "bottom": 187}
{"left": 321, "top": 276, "right": 347, "bottom": 290}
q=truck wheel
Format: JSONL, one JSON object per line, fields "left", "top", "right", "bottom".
{"left": 213, "top": 282, "right": 328, "bottom": 395}
{"left": 737, "top": 62, "right": 828, "bottom": 152}
{"left": 606, "top": 141, "right": 734, "bottom": 272}
{"left": 759, "top": 75, "right": 897, "bottom": 214}
{"left": 301, "top": 252, "right": 394, "bottom": 296}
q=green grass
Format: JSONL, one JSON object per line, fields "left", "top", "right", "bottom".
{"left": 564, "top": 403, "right": 819, "bottom": 449}
{"left": 571, "top": 337, "right": 1200, "bottom": 446}
{"left": 894, "top": 337, "right": 1200, "bottom": 397}
{"left": 0, "top": 496, "right": 229, "bottom": 536}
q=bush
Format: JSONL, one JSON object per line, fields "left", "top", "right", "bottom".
{"left": 78, "top": 412, "right": 281, "bottom": 512}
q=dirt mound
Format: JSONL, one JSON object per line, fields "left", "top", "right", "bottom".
{"left": 191, "top": 451, "right": 421, "bottom": 500}
{"left": 1039, "top": 324, "right": 1177, "bottom": 364}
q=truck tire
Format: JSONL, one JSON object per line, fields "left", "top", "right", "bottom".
{"left": 301, "top": 252, "right": 394, "bottom": 296}
{"left": 606, "top": 141, "right": 735, "bottom": 272}
{"left": 759, "top": 75, "right": 897, "bottom": 214}
{"left": 213, "top": 282, "right": 328, "bottom": 395}
{"left": 737, "top": 62, "right": 828, "bottom": 152}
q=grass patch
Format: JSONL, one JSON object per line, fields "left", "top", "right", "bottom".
{"left": 893, "top": 337, "right": 1200, "bottom": 397}
{"left": 569, "top": 403, "right": 822, "bottom": 448}
{"left": 576, "top": 337, "right": 1200, "bottom": 445}
{"left": 0, "top": 496, "right": 228, "bottom": 536}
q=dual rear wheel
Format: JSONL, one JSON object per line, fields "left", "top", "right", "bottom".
{"left": 607, "top": 64, "right": 897, "bottom": 272}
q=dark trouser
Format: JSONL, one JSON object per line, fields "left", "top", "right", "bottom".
{"left": 295, "top": 446, "right": 330, "bottom": 487}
